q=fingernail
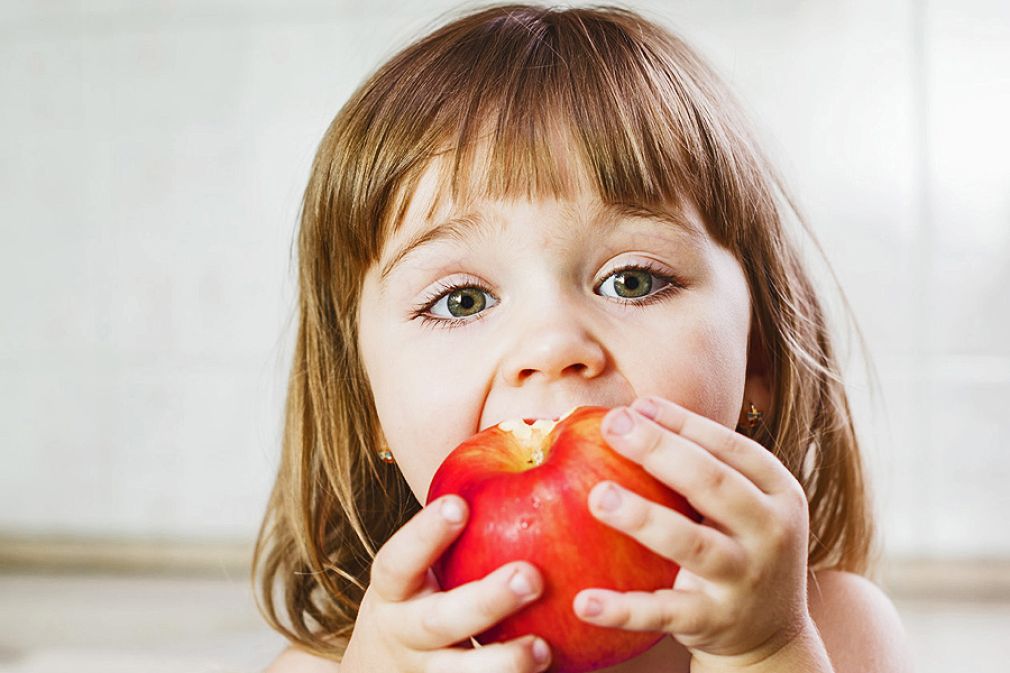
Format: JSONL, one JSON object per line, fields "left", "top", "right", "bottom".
{"left": 440, "top": 497, "right": 464, "bottom": 523}
{"left": 632, "top": 397, "right": 658, "bottom": 420}
{"left": 580, "top": 594, "right": 603, "bottom": 617}
{"left": 596, "top": 483, "right": 622, "bottom": 511}
{"left": 605, "top": 408, "right": 634, "bottom": 435}
{"left": 509, "top": 568, "right": 534, "bottom": 597}
{"left": 532, "top": 637, "right": 550, "bottom": 665}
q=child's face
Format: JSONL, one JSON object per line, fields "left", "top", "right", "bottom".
{"left": 358, "top": 161, "right": 770, "bottom": 504}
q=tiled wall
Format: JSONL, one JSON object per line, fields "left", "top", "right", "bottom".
{"left": 1, "top": 0, "right": 1008, "bottom": 556}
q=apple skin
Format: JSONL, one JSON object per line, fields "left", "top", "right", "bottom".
{"left": 425, "top": 405, "right": 702, "bottom": 673}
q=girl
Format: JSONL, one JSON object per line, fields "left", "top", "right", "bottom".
{"left": 253, "top": 3, "right": 912, "bottom": 672}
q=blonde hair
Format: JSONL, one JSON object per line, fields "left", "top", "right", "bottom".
{"left": 252, "top": 2, "right": 881, "bottom": 660}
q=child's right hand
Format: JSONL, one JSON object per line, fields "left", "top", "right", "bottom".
{"left": 339, "top": 494, "right": 553, "bottom": 673}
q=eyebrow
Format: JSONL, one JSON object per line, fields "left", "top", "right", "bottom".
{"left": 379, "top": 202, "right": 703, "bottom": 285}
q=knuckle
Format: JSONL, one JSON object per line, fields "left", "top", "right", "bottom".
{"left": 778, "top": 473, "right": 808, "bottom": 508}
{"left": 767, "top": 519, "right": 793, "bottom": 554}
{"left": 766, "top": 515, "right": 786, "bottom": 541}
{"left": 753, "top": 498, "right": 778, "bottom": 528}
{"left": 701, "top": 465, "right": 727, "bottom": 493}
{"left": 369, "top": 550, "right": 396, "bottom": 588}
{"left": 625, "top": 498, "right": 652, "bottom": 532}
{"left": 642, "top": 430, "right": 665, "bottom": 461}
{"left": 419, "top": 601, "right": 449, "bottom": 640}
{"left": 719, "top": 430, "right": 742, "bottom": 458}
{"left": 710, "top": 543, "right": 737, "bottom": 578}
{"left": 670, "top": 604, "right": 704, "bottom": 635}
{"left": 689, "top": 529, "right": 709, "bottom": 561}
{"left": 725, "top": 544, "right": 748, "bottom": 577}
{"left": 506, "top": 640, "right": 535, "bottom": 673}
{"left": 657, "top": 603, "right": 677, "bottom": 633}
{"left": 792, "top": 484, "right": 811, "bottom": 513}
{"left": 415, "top": 511, "right": 447, "bottom": 547}
{"left": 358, "top": 583, "right": 380, "bottom": 615}
{"left": 477, "top": 578, "right": 511, "bottom": 619}
{"left": 373, "top": 553, "right": 413, "bottom": 595}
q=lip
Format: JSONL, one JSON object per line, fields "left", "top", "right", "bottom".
{"left": 482, "top": 406, "right": 582, "bottom": 433}
{"left": 522, "top": 416, "right": 561, "bottom": 425}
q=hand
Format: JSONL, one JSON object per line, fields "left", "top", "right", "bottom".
{"left": 572, "top": 396, "right": 814, "bottom": 669}
{"left": 340, "top": 494, "right": 553, "bottom": 673}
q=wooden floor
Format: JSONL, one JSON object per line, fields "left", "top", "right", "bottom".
{"left": 0, "top": 569, "right": 1008, "bottom": 673}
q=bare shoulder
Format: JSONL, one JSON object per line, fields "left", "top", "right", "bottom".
{"left": 263, "top": 646, "right": 341, "bottom": 673}
{"left": 807, "top": 569, "right": 914, "bottom": 673}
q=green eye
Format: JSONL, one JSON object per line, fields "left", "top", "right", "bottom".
{"left": 446, "top": 287, "right": 487, "bottom": 317}
{"left": 612, "top": 269, "right": 652, "bottom": 298}
{"left": 417, "top": 277, "right": 499, "bottom": 323}
{"left": 597, "top": 262, "right": 676, "bottom": 302}
{"left": 412, "top": 263, "right": 683, "bottom": 331}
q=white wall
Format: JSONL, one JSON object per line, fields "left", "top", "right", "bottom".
{"left": 1, "top": 0, "right": 1008, "bottom": 556}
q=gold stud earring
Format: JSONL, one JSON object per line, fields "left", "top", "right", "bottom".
{"left": 738, "top": 402, "right": 764, "bottom": 436}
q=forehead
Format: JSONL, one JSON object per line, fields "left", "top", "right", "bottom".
{"left": 377, "top": 155, "right": 711, "bottom": 287}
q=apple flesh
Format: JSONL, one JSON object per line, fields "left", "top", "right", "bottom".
{"left": 425, "top": 405, "right": 702, "bottom": 673}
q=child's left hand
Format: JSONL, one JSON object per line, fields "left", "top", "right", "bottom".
{"left": 574, "top": 395, "right": 816, "bottom": 670}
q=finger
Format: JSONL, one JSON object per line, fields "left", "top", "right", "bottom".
{"left": 574, "top": 587, "right": 719, "bottom": 637}
{"left": 588, "top": 481, "right": 746, "bottom": 582}
{"left": 371, "top": 495, "right": 468, "bottom": 603}
{"left": 402, "top": 560, "right": 544, "bottom": 650}
{"left": 603, "top": 408, "right": 772, "bottom": 535}
{"left": 630, "top": 396, "right": 795, "bottom": 495}
{"left": 423, "top": 634, "right": 552, "bottom": 673}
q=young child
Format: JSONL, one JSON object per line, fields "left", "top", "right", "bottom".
{"left": 253, "top": 3, "right": 913, "bottom": 672}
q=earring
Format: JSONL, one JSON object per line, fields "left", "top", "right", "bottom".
{"left": 739, "top": 402, "right": 764, "bottom": 436}
{"left": 378, "top": 442, "right": 396, "bottom": 464}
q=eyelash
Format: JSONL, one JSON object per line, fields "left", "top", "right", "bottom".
{"left": 409, "top": 261, "right": 685, "bottom": 330}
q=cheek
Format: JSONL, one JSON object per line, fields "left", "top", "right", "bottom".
{"left": 371, "top": 383, "right": 469, "bottom": 502}
{"left": 638, "top": 306, "right": 748, "bottom": 429}
{"left": 361, "top": 335, "right": 486, "bottom": 501}
{"left": 694, "top": 320, "right": 748, "bottom": 427}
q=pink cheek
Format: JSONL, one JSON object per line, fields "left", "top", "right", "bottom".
{"left": 641, "top": 347, "right": 738, "bottom": 426}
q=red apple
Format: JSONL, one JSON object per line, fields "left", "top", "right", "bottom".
{"left": 425, "top": 405, "right": 702, "bottom": 673}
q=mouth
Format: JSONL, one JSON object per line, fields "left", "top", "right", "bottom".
{"left": 481, "top": 407, "right": 580, "bottom": 434}
{"left": 522, "top": 415, "right": 561, "bottom": 425}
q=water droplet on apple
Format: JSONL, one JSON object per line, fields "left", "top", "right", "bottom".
{"left": 531, "top": 497, "right": 541, "bottom": 509}
{"left": 519, "top": 517, "right": 531, "bottom": 529}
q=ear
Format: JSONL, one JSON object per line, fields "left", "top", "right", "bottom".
{"left": 738, "top": 322, "right": 774, "bottom": 431}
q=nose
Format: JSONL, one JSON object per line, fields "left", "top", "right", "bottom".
{"left": 499, "top": 301, "right": 607, "bottom": 386}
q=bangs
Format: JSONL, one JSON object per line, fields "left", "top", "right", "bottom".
{"left": 366, "top": 6, "right": 733, "bottom": 253}
{"left": 266, "top": 10, "right": 876, "bottom": 658}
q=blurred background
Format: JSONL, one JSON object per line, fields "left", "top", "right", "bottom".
{"left": 1, "top": 0, "right": 1008, "bottom": 671}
